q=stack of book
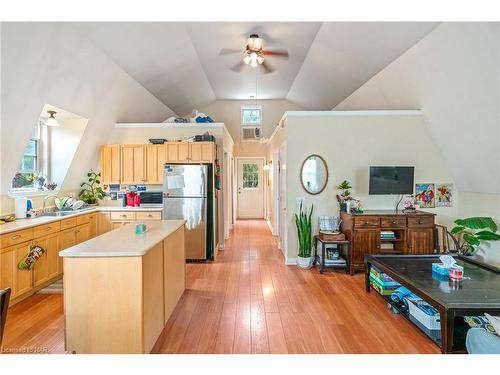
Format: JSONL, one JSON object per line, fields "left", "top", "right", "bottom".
{"left": 380, "top": 242, "right": 395, "bottom": 252}
{"left": 380, "top": 230, "right": 396, "bottom": 240}
{"left": 369, "top": 266, "right": 401, "bottom": 296}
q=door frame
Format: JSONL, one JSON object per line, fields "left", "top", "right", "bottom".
{"left": 235, "top": 156, "right": 266, "bottom": 220}
{"left": 272, "top": 149, "right": 280, "bottom": 236}
{"left": 278, "top": 142, "right": 287, "bottom": 259}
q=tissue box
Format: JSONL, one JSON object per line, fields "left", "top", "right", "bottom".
{"left": 432, "top": 263, "right": 449, "bottom": 276}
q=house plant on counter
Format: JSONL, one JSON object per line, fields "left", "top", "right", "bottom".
{"left": 450, "top": 217, "right": 500, "bottom": 255}
{"left": 295, "top": 203, "right": 314, "bottom": 269}
{"left": 78, "top": 169, "right": 105, "bottom": 205}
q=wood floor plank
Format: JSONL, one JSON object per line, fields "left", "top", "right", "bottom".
{"left": 3, "top": 220, "right": 441, "bottom": 355}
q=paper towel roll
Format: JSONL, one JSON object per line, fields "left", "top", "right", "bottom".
{"left": 15, "top": 197, "right": 28, "bottom": 219}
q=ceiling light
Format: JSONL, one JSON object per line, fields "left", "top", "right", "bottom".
{"left": 45, "top": 110, "right": 59, "bottom": 127}
{"left": 247, "top": 34, "right": 263, "bottom": 51}
{"left": 257, "top": 54, "right": 265, "bottom": 65}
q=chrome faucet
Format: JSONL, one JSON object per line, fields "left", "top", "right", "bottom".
{"left": 42, "top": 194, "right": 59, "bottom": 212}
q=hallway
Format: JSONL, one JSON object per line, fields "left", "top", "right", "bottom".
{"left": 2, "top": 220, "right": 439, "bottom": 354}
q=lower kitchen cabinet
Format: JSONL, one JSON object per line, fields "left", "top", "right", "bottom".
{"left": 76, "top": 223, "right": 91, "bottom": 243}
{"left": 89, "top": 213, "right": 97, "bottom": 239}
{"left": 111, "top": 221, "right": 133, "bottom": 230}
{"left": 98, "top": 212, "right": 112, "bottom": 235}
{"left": 33, "top": 232, "right": 60, "bottom": 287}
{"left": 1, "top": 241, "right": 34, "bottom": 299}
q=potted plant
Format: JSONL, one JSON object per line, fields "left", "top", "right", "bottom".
{"left": 78, "top": 169, "right": 105, "bottom": 205}
{"left": 295, "top": 203, "right": 314, "bottom": 269}
{"left": 450, "top": 217, "right": 500, "bottom": 255}
{"left": 336, "top": 180, "right": 353, "bottom": 212}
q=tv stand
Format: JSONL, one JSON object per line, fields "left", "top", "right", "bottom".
{"left": 340, "top": 210, "right": 436, "bottom": 273}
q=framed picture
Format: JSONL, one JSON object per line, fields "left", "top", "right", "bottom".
{"left": 435, "top": 183, "right": 453, "bottom": 207}
{"left": 415, "top": 183, "right": 435, "bottom": 208}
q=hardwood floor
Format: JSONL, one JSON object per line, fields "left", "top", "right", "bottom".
{"left": 2, "top": 220, "right": 440, "bottom": 354}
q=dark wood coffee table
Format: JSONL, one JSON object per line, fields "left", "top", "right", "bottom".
{"left": 365, "top": 254, "right": 500, "bottom": 353}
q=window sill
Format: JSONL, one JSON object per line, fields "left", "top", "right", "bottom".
{"left": 7, "top": 189, "right": 60, "bottom": 198}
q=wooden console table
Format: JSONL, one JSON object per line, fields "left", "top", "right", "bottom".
{"left": 365, "top": 254, "right": 500, "bottom": 353}
{"left": 341, "top": 210, "right": 436, "bottom": 273}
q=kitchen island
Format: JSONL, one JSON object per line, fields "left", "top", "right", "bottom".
{"left": 59, "top": 220, "right": 185, "bottom": 354}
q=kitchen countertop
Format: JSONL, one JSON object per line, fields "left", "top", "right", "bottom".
{"left": 59, "top": 219, "right": 184, "bottom": 258}
{"left": 0, "top": 205, "right": 163, "bottom": 235}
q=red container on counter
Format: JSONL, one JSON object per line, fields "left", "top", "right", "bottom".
{"left": 449, "top": 265, "right": 464, "bottom": 280}
{"left": 134, "top": 194, "right": 140, "bottom": 207}
{"left": 126, "top": 191, "right": 137, "bottom": 206}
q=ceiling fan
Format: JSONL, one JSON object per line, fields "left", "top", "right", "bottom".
{"left": 220, "top": 33, "right": 289, "bottom": 74}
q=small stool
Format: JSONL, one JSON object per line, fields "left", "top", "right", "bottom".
{"left": 313, "top": 235, "right": 351, "bottom": 275}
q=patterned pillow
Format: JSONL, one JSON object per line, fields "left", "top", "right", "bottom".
{"left": 464, "top": 315, "right": 497, "bottom": 334}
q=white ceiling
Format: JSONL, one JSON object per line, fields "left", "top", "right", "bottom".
{"left": 76, "top": 22, "right": 439, "bottom": 115}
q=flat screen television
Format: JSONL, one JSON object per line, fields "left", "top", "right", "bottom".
{"left": 369, "top": 166, "right": 414, "bottom": 195}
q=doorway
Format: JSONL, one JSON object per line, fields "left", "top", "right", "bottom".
{"left": 236, "top": 157, "right": 264, "bottom": 219}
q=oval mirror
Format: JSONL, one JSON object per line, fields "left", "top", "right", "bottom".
{"left": 300, "top": 154, "right": 329, "bottom": 195}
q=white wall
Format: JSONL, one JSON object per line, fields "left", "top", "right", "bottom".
{"left": 200, "top": 99, "right": 302, "bottom": 157}
{"left": 1, "top": 23, "right": 174, "bottom": 214}
{"left": 282, "top": 112, "right": 457, "bottom": 262}
{"left": 335, "top": 23, "right": 500, "bottom": 195}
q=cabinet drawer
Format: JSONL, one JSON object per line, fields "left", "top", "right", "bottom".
{"left": 354, "top": 217, "right": 380, "bottom": 228}
{"left": 381, "top": 217, "right": 406, "bottom": 228}
{"left": 1, "top": 228, "right": 33, "bottom": 248}
{"left": 136, "top": 211, "right": 162, "bottom": 221}
{"left": 33, "top": 222, "right": 61, "bottom": 238}
{"left": 60, "top": 217, "right": 77, "bottom": 230}
{"left": 408, "top": 216, "right": 434, "bottom": 227}
{"left": 76, "top": 214, "right": 90, "bottom": 226}
{"left": 111, "top": 211, "right": 136, "bottom": 221}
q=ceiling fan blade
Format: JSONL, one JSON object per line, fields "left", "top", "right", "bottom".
{"left": 264, "top": 49, "right": 289, "bottom": 59}
{"left": 230, "top": 61, "right": 246, "bottom": 73}
{"left": 219, "top": 48, "right": 241, "bottom": 56}
{"left": 260, "top": 61, "right": 275, "bottom": 74}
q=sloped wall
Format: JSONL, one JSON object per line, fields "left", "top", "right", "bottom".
{"left": 335, "top": 22, "right": 500, "bottom": 195}
{"left": 1, "top": 23, "right": 174, "bottom": 213}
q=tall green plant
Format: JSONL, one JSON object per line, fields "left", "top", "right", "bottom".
{"left": 79, "top": 169, "right": 105, "bottom": 204}
{"left": 450, "top": 217, "right": 500, "bottom": 255}
{"left": 295, "top": 203, "right": 314, "bottom": 258}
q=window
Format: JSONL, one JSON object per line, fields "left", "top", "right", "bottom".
{"left": 11, "top": 124, "right": 42, "bottom": 189}
{"left": 241, "top": 105, "right": 262, "bottom": 126}
{"left": 242, "top": 163, "right": 259, "bottom": 189}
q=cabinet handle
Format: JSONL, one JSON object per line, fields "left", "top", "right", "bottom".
{"left": 120, "top": 214, "right": 127, "bottom": 218}
{"left": 147, "top": 214, "right": 152, "bottom": 217}
{"left": 11, "top": 234, "right": 21, "bottom": 240}
{"left": 418, "top": 220, "right": 422, "bottom": 224}
{"left": 45, "top": 227, "right": 52, "bottom": 231}
{"left": 392, "top": 221, "right": 397, "bottom": 224}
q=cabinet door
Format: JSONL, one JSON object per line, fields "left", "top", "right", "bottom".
{"left": 98, "top": 212, "right": 112, "bottom": 235}
{"left": 407, "top": 228, "right": 434, "bottom": 254}
{"left": 166, "top": 142, "right": 190, "bottom": 163}
{"left": 352, "top": 229, "right": 380, "bottom": 265}
{"left": 100, "top": 145, "right": 121, "bottom": 184}
{"left": 89, "top": 213, "right": 97, "bottom": 239}
{"left": 15, "top": 242, "right": 34, "bottom": 296}
{"left": 190, "top": 142, "right": 214, "bottom": 163}
{"left": 111, "top": 221, "right": 132, "bottom": 230}
{"left": 1, "top": 246, "right": 16, "bottom": 295}
{"left": 76, "top": 223, "right": 91, "bottom": 244}
{"left": 121, "top": 145, "right": 145, "bottom": 184}
{"left": 145, "top": 144, "right": 165, "bottom": 184}
{"left": 34, "top": 232, "right": 60, "bottom": 287}
{"left": 60, "top": 228, "right": 77, "bottom": 275}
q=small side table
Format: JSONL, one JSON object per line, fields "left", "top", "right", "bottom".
{"left": 313, "top": 235, "right": 351, "bottom": 275}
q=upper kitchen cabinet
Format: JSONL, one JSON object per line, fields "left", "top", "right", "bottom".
{"left": 165, "top": 142, "right": 190, "bottom": 163}
{"left": 100, "top": 144, "right": 121, "bottom": 184}
{"left": 121, "top": 144, "right": 145, "bottom": 184}
{"left": 165, "top": 142, "right": 214, "bottom": 163}
{"left": 145, "top": 144, "right": 166, "bottom": 184}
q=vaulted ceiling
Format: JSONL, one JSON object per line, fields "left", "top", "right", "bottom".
{"left": 77, "top": 22, "right": 439, "bottom": 115}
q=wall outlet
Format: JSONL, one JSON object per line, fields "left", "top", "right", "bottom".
{"left": 296, "top": 197, "right": 305, "bottom": 211}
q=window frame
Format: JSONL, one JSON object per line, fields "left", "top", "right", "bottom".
{"left": 242, "top": 162, "right": 260, "bottom": 190}
{"left": 241, "top": 105, "right": 263, "bottom": 126}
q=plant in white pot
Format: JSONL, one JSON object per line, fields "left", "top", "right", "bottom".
{"left": 295, "top": 203, "right": 314, "bottom": 269}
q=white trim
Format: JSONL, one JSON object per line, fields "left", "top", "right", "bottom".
{"left": 235, "top": 157, "right": 266, "bottom": 220}
{"left": 281, "top": 109, "right": 423, "bottom": 119}
{"left": 115, "top": 122, "right": 227, "bottom": 128}
{"left": 266, "top": 219, "right": 274, "bottom": 234}
{"left": 8, "top": 189, "right": 61, "bottom": 198}
{"left": 285, "top": 257, "right": 297, "bottom": 266}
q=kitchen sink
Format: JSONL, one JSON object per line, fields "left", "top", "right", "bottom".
{"left": 40, "top": 208, "right": 92, "bottom": 217}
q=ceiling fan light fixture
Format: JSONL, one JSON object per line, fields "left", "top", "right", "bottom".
{"left": 45, "top": 110, "right": 59, "bottom": 127}
{"left": 257, "top": 54, "right": 265, "bottom": 65}
{"left": 243, "top": 54, "right": 251, "bottom": 65}
{"left": 247, "top": 34, "right": 263, "bottom": 50}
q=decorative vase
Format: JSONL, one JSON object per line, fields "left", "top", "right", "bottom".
{"left": 297, "top": 255, "right": 313, "bottom": 269}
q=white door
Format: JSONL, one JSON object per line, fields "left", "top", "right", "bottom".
{"left": 279, "top": 143, "right": 287, "bottom": 256}
{"left": 237, "top": 158, "right": 264, "bottom": 219}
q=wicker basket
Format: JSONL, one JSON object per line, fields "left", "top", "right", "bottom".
{"left": 319, "top": 231, "right": 345, "bottom": 241}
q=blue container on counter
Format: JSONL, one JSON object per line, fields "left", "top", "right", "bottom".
{"left": 432, "top": 263, "right": 449, "bottom": 276}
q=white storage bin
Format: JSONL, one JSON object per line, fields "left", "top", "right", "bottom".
{"left": 407, "top": 298, "right": 441, "bottom": 330}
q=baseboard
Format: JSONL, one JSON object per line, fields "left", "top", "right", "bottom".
{"left": 285, "top": 257, "right": 297, "bottom": 265}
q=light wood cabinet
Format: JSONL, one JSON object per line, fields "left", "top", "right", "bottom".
{"left": 145, "top": 144, "right": 166, "bottom": 184}
{"left": 111, "top": 221, "right": 133, "bottom": 230}
{"left": 33, "top": 232, "right": 60, "bottom": 287}
{"left": 189, "top": 142, "right": 214, "bottom": 163}
{"left": 407, "top": 228, "right": 434, "bottom": 255}
{"left": 121, "top": 144, "right": 145, "bottom": 184}
{"left": 60, "top": 228, "right": 77, "bottom": 274}
{"left": 1, "top": 242, "right": 34, "bottom": 299}
{"left": 89, "top": 213, "right": 97, "bottom": 239}
{"left": 165, "top": 142, "right": 189, "bottom": 163}
{"left": 100, "top": 144, "right": 121, "bottom": 184}
{"left": 98, "top": 212, "right": 112, "bottom": 235}
{"left": 76, "top": 223, "right": 91, "bottom": 244}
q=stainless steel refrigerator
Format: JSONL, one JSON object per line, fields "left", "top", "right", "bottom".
{"left": 163, "top": 164, "right": 212, "bottom": 260}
